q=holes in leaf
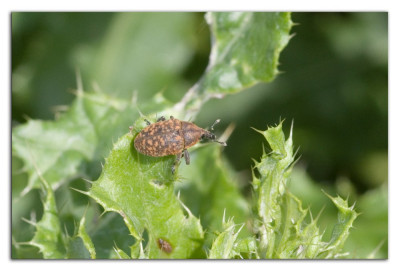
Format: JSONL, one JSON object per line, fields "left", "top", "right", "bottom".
{"left": 150, "top": 179, "right": 165, "bottom": 189}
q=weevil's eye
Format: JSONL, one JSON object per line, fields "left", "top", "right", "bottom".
{"left": 202, "top": 132, "right": 215, "bottom": 140}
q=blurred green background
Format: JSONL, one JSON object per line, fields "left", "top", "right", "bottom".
{"left": 12, "top": 12, "right": 388, "bottom": 258}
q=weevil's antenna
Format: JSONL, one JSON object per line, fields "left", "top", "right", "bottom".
{"left": 210, "top": 119, "right": 221, "bottom": 131}
{"left": 209, "top": 119, "right": 226, "bottom": 146}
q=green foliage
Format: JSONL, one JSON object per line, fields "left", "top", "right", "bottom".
{"left": 203, "top": 12, "right": 291, "bottom": 93}
{"left": 287, "top": 167, "right": 388, "bottom": 259}
{"left": 90, "top": 13, "right": 197, "bottom": 100}
{"left": 24, "top": 178, "right": 66, "bottom": 259}
{"left": 175, "top": 12, "right": 293, "bottom": 118}
{"left": 12, "top": 90, "right": 138, "bottom": 194}
{"left": 86, "top": 133, "right": 204, "bottom": 259}
{"left": 209, "top": 216, "right": 245, "bottom": 259}
{"left": 20, "top": 176, "right": 98, "bottom": 259}
{"left": 248, "top": 122, "right": 357, "bottom": 259}
{"left": 176, "top": 144, "right": 251, "bottom": 244}
{"left": 76, "top": 214, "right": 96, "bottom": 259}
{"left": 343, "top": 185, "right": 388, "bottom": 258}
{"left": 12, "top": 12, "right": 380, "bottom": 259}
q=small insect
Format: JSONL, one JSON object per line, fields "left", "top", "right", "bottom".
{"left": 134, "top": 116, "right": 226, "bottom": 173}
{"left": 157, "top": 238, "right": 173, "bottom": 254}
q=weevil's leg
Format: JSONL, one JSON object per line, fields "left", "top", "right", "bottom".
{"left": 157, "top": 116, "right": 166, "bottom": 122}
{"left": 216, "top": 140, "right": 227, "bottom": 146}
{"left": 183, "top": 149, "right": 190, "bottom": 165}
{"left": 171, "top": 153, "right": 182, "bottom": 174}
{"left": 144, "top": 119, "right": 151, "bottom": 125}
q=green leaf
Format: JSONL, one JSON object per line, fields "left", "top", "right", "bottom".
{"left": 77, "top": 213, "right": 96, "bottom": 259}
{"left": 252, "top": 122, "right": 358, "bottom": 259}
{"left": 321, "top": 191, "right": 359, "bottom": 258}
{"left": 252, "top": 121, "right": 295, "bottom": 258}
{"left": 176, "top": 145, "right": 250, "bottom": 241}
{"left": 273, "top": 192, "right": 324, "bottom": 258}
{"left": 86, "top": 133, "right": 204, "bottom": 259}
{"left": 86, "top": 212, "right": 135, "bottom": 259}
{"left": 209, "top": 216, "right": 244, "bottom": 259}
{"left": 64, "top": 211, "right": 97, "bottom": 259}
{"left": 113, "top": 246, "right": 131, "bottom": 259}
{"left": 204, "top": 12, "right": 292, "bottom": 93}
{"left": 12, "top": 87, "right": 177, "bottom": 196}
{"left": 12, "top": 90, "right": 138, "bottom": 195}
{"left": 130, "top": 239, "right": 147, "bottom": 259}
{"left": 209, "top": 216, "right": 258, "bottom": 259}
{"left": 177, "top": 12, "right": 293, "bottom": 116}
{"left": 344, "top": 184, "right": 387, "bottom": 258}
{"left": 12, "top": 13, "right": 200, "bottom": 196}
{"left": 234, "top": 236, "right": 258, "bottom": 259}
{"left": 25, "top": 178, "right": 66, "bottom": 259}
{"left": 12, "top": 12, "right": 298, "bottom": 259}
{"left": 89, "top": 13, "right": 197, "bottom": 100}
{"left": 66, "top": 237, "right": 90, "bottom": 259}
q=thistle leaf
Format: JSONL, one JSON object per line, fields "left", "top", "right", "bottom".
{"left": 252, "top": 122, "right": 358, "bottom": 259}
{"left": 176, "top": 12, "right": 293, "bottom": 117}
{"left": 87, "top": 132, "right": 204, "bottom": 259}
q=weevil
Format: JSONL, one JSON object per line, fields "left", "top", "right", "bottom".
{"left": 133, "top": 116, "right": 226, "bottom": 174}
{"left": 157, "top": 238, "right": 173, "bottom": 254}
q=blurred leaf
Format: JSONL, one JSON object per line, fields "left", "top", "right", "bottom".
{"left": 321, "top": 13, "right": 387, "bottom": 66}
{"left": 12, "top": 89, "right": 138, "bottom": 195}
{"left": 177, "top": 12, "right": 293, "bottom": 117}
{"left": 113, "top": 246, "right": 131, "bottom": 259}
{"left": 64, "top": 213, "right": 96, "bottom": 259}
{"left": 130, "top": 239, "right": 147, "bottom": 259}
{"left": 176, "top": 144, "right": 250, "bottom": 242}
{"left": 12, "top": 12, "right": 198, "bottom": 196}
{"left": 86, "top": 133, "right": 204, "bottom": 259}
{"left": 12, "top": 13, "right": 196, "bottom": 121}
{"left": 12, "top": 171, "right": 42, "bottom": 253}
{"left": 86, "top": 212, "right": 134, "bottom": 259}
{"left": 288, "top": 167, "right": 343, "bottom": 241}
{"left": 89, "top": 12, "right": 197, "bottom": 100}
{"left": 344, "top": 184, "right": 387, "bottom": 258}
{"left": 289, "top": 167, "right": 387, "bottom": 259}
{"left": 77, "top": 214, "right": 96, "bottom": 259}
{"left": 12, "top": 13, "right": 115, "bottom": 121}
{"left": 234, "top": 236, "right": 258, "bottom": 259}
{"left": 12, "top": 238, "right": 41, "bottom": 259}
{"left": 66, "top": 237, "right": 90, "bottom": 259}
{"left": 11, "top": 88, "right": 177, "bottom": 197}
{"left": 355, "top": 152, "right": 388, "bottom": 188}
{"left": 25, "top": 178, "right": 66, "bottom": 259}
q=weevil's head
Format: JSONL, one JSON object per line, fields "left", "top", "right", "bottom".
{"left": 201, "top": 119, "right": 227, "bottom": 146}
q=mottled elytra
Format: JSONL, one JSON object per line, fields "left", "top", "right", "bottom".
{"left": 157, "top": 238, "right": 173, "bottom": 254}
{"left": 134, "top": 116, "right": 226, "bottom": 173}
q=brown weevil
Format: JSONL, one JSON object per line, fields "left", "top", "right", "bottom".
{"left": 157, "top": 238, "right": 173, "bottom": 254}
{"left": 134, "top": 116, "right": 226, "bottom": 174}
